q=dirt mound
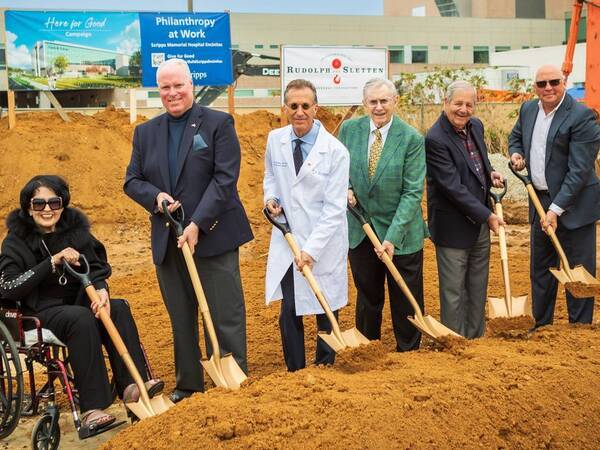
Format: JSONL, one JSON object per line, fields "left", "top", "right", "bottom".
{"left": 1, "top": 108, "right": 599, "bottom": 449}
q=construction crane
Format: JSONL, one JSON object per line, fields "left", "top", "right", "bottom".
{"left": 194, "top": 50, "right": 280, "bottom": 105}
{"left": 562, "top": 0, "right": 599, "bottom": 114}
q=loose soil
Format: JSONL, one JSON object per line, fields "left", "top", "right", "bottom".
{"left": 0, "top": 108, "right": 598, "bottom": 449}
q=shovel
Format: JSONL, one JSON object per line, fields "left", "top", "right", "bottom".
{"left": 487, "top": 180, "right": 530, "bottom": 318}
{"left": 347, "top": 201, "right": 462, "bottom": 341}
{"left": 263, "top": 207, "right": 370, "bottom": 353}
{"left": 509, "top": 162, "right": 600, "bottom": 298}
{"left": 162, "top": 201, "right": 247, "bottom": 390}
{"left": 63, "top": 256, "right": 174, "bottom": 420}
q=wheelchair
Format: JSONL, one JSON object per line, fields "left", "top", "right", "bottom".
{"left": 0, "top": 297, "right": 154, "bottom": 449}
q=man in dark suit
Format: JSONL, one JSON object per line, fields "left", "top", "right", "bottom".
{"left": 124, "top": 58, "right": 253, "bottom": 402}
{"left": 426, "top": 80, "right": 504, "bottom": 338}
{"left": 340, "top": 78, "right": 428, "bottom": 352}
{"left": 509, "top": 64, "right": 600, "bottom": 328}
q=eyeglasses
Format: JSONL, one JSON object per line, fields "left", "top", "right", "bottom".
{"left": 366, "top": 97, "right": 394, "bottom": 107}
{"left": 535, "top": 79, "right": 561, "bottom": 88}
{"left": 30, "top": 197, "right": 63, "bottom": 211}
{"left": 288, "top": 102, "right": 313, "bottom": 111}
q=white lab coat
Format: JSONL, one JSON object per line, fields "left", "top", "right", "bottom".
{"left": 263, "top": 122, "right": 349, "bottom": 316}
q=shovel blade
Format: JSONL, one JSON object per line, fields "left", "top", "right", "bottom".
{"left": 340, "top": 328, "right": 371, "bottom": 348}
{"left": 318, "top": 327, "right": 371, "bottom": 354}
{"left": 550, "top": 265, "right": 600, "bottom": 298}
{"left": 125, "top": 394, "right": 175, "bottom": 419}
{"left": 408, "top": 315, "right": 463, "bottom": 341}
{"left": 488, "top": 295, "right": 530, "bottom": 318}
{"left": 201, "top": 354, "right": 247, "bottom": 390}
{"left": 317, "top": 331, "right": 347, "bottom": 353}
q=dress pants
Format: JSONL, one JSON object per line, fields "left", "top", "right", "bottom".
{"left": 36, "top": 299, "right": 148, "bottom": 412}
{"left": 349, "top": 238, "right": 424, "bottom": 351}
{"left": 156, "top": 236, "right": 247, "bottom": 392}
{"left": 436, "top": 224, "right": 490, "bottom": 339}
{"left": 530, "top": 191, "right": 595, "bottom": 327}
{"left": 279, "top": 265, "right": 337, "bottom": 372}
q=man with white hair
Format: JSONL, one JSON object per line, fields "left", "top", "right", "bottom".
{"left": 340, "top": 78, "right": 428, "bottom": 351}
{"left": 124, "top": 58, "right": 253, "bottom": 402}
{"left": 509, "top": 64, "right": 600, "bottom": 329}
{"left": 425, "top": 80, "right": 504, "bottom": 338}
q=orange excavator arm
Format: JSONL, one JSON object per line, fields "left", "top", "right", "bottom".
{"left": 562, "top": 0, "right": 600, "bottom": 114}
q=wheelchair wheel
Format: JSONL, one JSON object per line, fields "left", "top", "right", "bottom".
{"left": 31, "top": 414, "right": 60, "bottom": 450}
{"left": 0, "top": 320, "right": 23, "bottom": 439}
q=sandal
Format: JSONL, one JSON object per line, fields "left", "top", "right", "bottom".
{"left": 80, "top": 409, "right": 116, "bottom": 431}
{"left": 123, "top": 379, "right": 165, "bottom": 403}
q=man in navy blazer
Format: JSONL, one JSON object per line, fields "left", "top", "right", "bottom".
{"left": 124, "top": 58, "right": 253, "bottom": 402}
{"left": 509, "top": 64, "right": 600, "bottom": 328}
{"left": 426, "top": 80, "right": 504, "bottom": 338}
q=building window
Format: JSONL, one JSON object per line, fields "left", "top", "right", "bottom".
{"left": 440, "top": 45, "right": 449, "bottom": 50}
{"left": 390, "top": 49, "right": 404, "bottom": 64}
{"left": 231, "top": 44, "right": 239, "bottom": 49}
{"left": 495, "top": 46, "right": 511, "bottom": 53}
{"left": 412, "top": 46, "right": 428, "bottom": 63}
{"left": 254, "top": 44, "right": 264, "bottom": 49}
{"left": 522, "top": 46, "right": 530, "bottom": 49}
{"left": 453, "top": 45, "right": 461, "bottom": 50}
{"left": 269, "top": 44, "right": 279, "bottom": 49}
{"left": 148, "top": 91, "right": 160, "bottom": 98}
{"left": 473, "top": 46, "right": 489, "bottom": 64}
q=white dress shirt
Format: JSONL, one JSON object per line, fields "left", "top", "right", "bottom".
{"left": 530, "top": 94, "right": 566, "bottom": 215}
{"left": 368, "top": 118, "right": 393, "bottom": 157}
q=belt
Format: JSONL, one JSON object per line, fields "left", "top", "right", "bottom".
{"left": 535, "top": 189, "right": 549, "bottom": 195}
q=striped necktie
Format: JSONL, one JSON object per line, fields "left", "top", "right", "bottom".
{"left": 368, "top": 128, "right": 383, "bottom": 180}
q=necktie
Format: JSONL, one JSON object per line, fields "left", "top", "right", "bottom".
{"left": 293, "top": 139, "right": 304, "bottom": 175}
{"left": 368, "top": 129, "right": 383, "bottom": 180}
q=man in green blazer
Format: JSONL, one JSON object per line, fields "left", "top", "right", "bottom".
{"left": 339, "top": 78, "right": 428, "bottom": 351}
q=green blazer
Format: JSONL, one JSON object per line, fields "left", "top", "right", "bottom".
{"left": 338, "top": 115, "right": 428, "bottom": 255}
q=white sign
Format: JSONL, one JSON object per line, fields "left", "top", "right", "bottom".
{"left": 281, "top": 46, "right": 389, "bottom": 106}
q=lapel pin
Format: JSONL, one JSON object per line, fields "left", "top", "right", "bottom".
{"left": 191, "top": 123, "right": 196, "bottom": 127}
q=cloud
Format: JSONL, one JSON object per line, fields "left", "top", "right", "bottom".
{"left": 110, "top": 19, "right": 140, "bottom": 55}
{"left": 5, "top": 30, "right": 33, "bottom": 69}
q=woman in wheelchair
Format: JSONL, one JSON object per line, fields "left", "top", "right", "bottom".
{"left": 0, "top": 175, "right": 163, "bottom": 433}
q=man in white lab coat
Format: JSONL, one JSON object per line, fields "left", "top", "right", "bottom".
{"left": 264, "top": 79, "right": 350, "bottom": 371}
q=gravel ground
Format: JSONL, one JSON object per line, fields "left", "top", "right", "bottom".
{"left": 488, "top": 153, "right": 529, "bottom": 203}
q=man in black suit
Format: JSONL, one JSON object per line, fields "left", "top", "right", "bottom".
{"left": 509, "top": 64, "right": 600, "bottom": 328}
{"left": 124, "top": 58, "right": 253, "bottom": 402}
{"left": 426, "top": 80, "right": 504, "bottom": 338}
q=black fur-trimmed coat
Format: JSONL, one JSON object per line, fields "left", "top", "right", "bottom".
{"left": 0, "top": 207, "right": 110, "bottom": 312}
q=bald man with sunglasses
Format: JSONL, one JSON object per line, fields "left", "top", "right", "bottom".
{"left": 263, "top": 79, "right": 349, "bottom": 371}
{"left": 509, "top": 64, "right": 600, "bottom": 329}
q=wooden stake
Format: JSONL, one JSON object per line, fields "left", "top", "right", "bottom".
{"left": 129, "top": 88, "right": 137, "bottom": 124}
{"left": 7, "top": 90, "right": 16, "bottom": 130}
{"left": 227, "top": 85, "right": 235, "bottom": 115}
{"left": 42, "top": 91, "right": 69, "bottom": 122}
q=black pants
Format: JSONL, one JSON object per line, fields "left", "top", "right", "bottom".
{"left": 279, "top": 265, "right": 337, "bottom": 372}
{"left": 36, "top": 299, "right": 147, "bottom": 412}
{"left": 349, "top": 238, "right": 424, "bottom": 351}
{"left": 156, "top": 237, "right": 247, "bottom": 392}
{"left": 531, "top": 192, "right": 595, "bottom": 327}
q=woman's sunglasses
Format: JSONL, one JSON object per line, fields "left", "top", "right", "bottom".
{"left": 30, "top": 197, "right": 63, "bottom": 211}
{"left": 535, "top": 79, "right": 561, "bottom": 88}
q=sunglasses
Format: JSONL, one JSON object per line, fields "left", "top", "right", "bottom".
{"left": 535, "top": 79, "right": 561, "bottom": 88}
{"left": 288, "top": 102, "right": 313, "bottom": 111}
{"left": 30, "top": 197, "right": 63, "bottom": 211}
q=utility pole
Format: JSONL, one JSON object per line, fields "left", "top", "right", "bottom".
{"left": 187, "top": 0, "right": 193, "bottom": 12}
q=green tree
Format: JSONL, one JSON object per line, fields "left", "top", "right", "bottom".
{"left": 53, "top": 55, "right": 69, "bottom": 74}
{"left": 129, "top": 50, "right": 141, "bottom": 77}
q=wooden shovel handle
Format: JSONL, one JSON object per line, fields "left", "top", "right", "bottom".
{"left": 283, "top": 233, "right": 344, "bottom": 341}
{"left": 492, "top": 202, "right": 512, "bottom": 313}
{"left": 524, "top": 184, "right": 573, "bottom": 278}
{"left": 360, "top": 224, "right": 425, "bottom": 322}
{"left": 180, "top": 242, "right": 222, "bottom": 362}
{"left": 85, "top": 286, "right": 152, "bottom": 409}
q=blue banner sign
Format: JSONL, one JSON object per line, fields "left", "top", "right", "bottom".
{"left": 139, "top": 12, "right": 232, "bottom": 87}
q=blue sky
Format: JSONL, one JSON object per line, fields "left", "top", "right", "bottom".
{"left": 0, "top": 1, "right": 383, "bottom": 15}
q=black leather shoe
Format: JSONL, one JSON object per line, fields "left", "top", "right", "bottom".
{"left": 169, "top": 389, "right": 194, "bottom": 404}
